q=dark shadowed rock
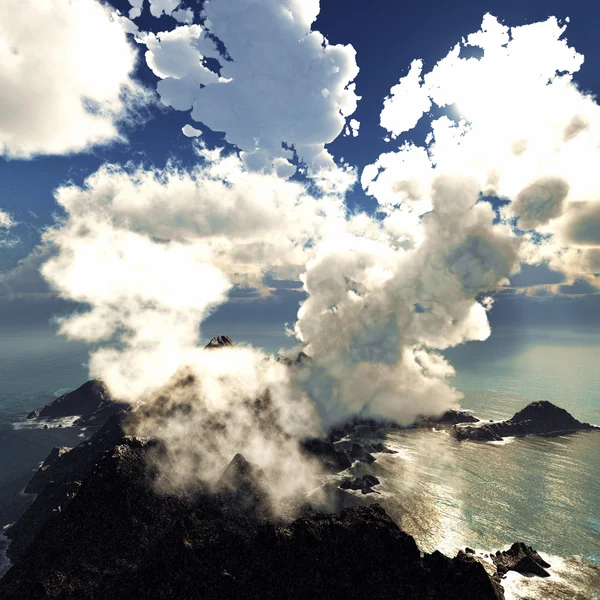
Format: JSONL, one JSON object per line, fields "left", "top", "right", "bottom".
{"left": 492, "top": 542, "right": 551, "bottom": 578}
{"left": 371, "top": 441, "right": 395, "bottom": 453}
{"left": 454, "top": 401, "right": 597, "bottom": 442}
{"left": 26, "top": 379, "right": 127, "bottom": 428}
{"left": 328, "top": 416, "right": 397, "bottom": 442}
{"left": 419, "top": 409, "right": 479, "bottom": 427}
{"left": 5, "top": 410, "right": 129, "bottom": 562}
{"left": 276, "top": 350, "right": 312, "bottom": 367}
{"left": 339, "top": 474, "right": 380, "bottom": 494}
{"left": 24, "top": 446, "right": 72, "bottom": 494}
{"left": 301, "top": 438, "right": 351, "bottom": 473}
{"left": 204, "top": 335, "right": 234, "bottom": 349}
{"left": 335, "top": 441, "right": 376, "bottom": 464}
{"left": 216, "top": 453, "right": 271, "bottom": 518}
{"left": 349, "top": 442, "right": 376, "bottom": 463}
{"left": 0, "top": 436, "right": 505, "bottom": 600}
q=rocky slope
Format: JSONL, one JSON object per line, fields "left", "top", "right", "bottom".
{"left": 0, "top": 430, "right": 506, "bottom": 600}
{"left": 26, "top": 379, "right": 127, "bottom": 427}
{"left": 454, "top": 401, "right": 598, "bottom": 441}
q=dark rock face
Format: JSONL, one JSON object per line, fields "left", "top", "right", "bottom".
{"left": 454, "top": 401, "right": 597, "bottom": 442}
{"left": 204, "top": 335, "right": 234, "bottom": 349}
{"left": 26, "top": 379, "right": 127, "bottom": 427}
{"left": 0, "top": 437, "right": 504, "bottom": 600}
{"left": 24, "top": 446, "right": 72, "bottom": 494}
{"left": 493, "top": 542, "right": 551, "bottom": 578}
{"left": 339, "top": 474, "right": 380, "bottom": 494}
{"left": 418, "top": 409, "right": 479, "bottom": 427}
{"left": 301, "top": 438, "right": 351, "bottom": 473}
{"left": 5, "top": 411, "right": 128, "bottom": 562}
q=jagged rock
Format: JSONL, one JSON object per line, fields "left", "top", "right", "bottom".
{"left": 277, "top": 351, "right": 312, "bottom": 367}
{"left": 334, "top": 441, "right": 376, "bottom": 464}
{"left": 301, "top": 438, "right": 351, "bottom": 473}
{"left": 216, "top": 453, "right": 271, "bottom": 517}
{"left": 492, "top": 542, "right": 551, "bottom": 578}
{"left": 204, "top": 335, "right": 234, "bottom": 349}
{"left": 26, "top": 379, "right": 127, "bottom": 428}
{"left": 328, "top": 416, "right": 396, "bottom": 442}
{"left": 0, "top": 436, "right": 505, "bottom": 600}
{"left": 349, "top": 442, "right": 376, "bottom": 464}
{"left": 339, "top": 475, "right": 380, "bottom": 494}
{"left": 454, "top": 401, "right": 597, "bottom": 442}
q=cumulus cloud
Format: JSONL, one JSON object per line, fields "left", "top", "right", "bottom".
{"left": 181, "top": 124, "right": 202, "bottom": 137}
{"left": 140, "top": 0, "right": 360, "bottom": 176}
{"left": 294, "top": 174, "right": 518, "bottom": 425}
{"left": 40, "top": 147, "right": 347, "bottom": 400}
{"left": 171, "top": 7, "right": 194, "bottom": 24}
{"left": 365, "top": 13, "right": 600, "bottom": 290}
{"left": 34, "top": 10, "right": 600, "bottom": 502}
{"left": 0, "top": 210, "right": 14, "bottom": 229}
{"left": 0, "top": 0, "right": 150, "bottom": 158}
{"left": 38, "top": 147, "right": 348, "bottom": 503}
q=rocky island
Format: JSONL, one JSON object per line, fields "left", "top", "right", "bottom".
{"left": 453, "top": 400, "right": 598, "bottom": 441}
{"left": 3, "top": 338, "right": 586, "bottom": 598}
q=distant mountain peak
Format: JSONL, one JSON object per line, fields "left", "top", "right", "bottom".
{"left": 204, "top": 335, "right": 234, "bottom": 349}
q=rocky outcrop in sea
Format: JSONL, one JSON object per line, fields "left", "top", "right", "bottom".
{"left": 454, "top": 400, "right": 598, "bottom": 441}
{"left": 26, "top": 379, "right": 127, "bottom": 427}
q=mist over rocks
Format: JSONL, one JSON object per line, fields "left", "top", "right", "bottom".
{"left": 454, "top": 401, "right": 598, "bottom": 442}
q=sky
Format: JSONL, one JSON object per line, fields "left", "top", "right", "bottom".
{"left": 0, "top": 0, "right": 600, "bottom": 426}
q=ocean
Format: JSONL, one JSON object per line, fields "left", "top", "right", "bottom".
{"left": 0, "top": 327, "right": 599, "bottom": 598}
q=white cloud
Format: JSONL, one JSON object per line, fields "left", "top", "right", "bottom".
{"left": 349, "top": 118, "right": 360, "bottom": 137}
{"left": 0, "top": 210, "right": 14, "bottom": 229}
{"left": 380, "top": 59, "right": 432, "bottom": 138}
{"left": 366, "top": 13, "right": 600, "bottom": 290}
{"left": 128, "top": 0, "right": 183, "bottom": 19}
{"left": 181, "top": 124, "right": 202, "bottom": 137}
{"left": 142, "top": 0, "right": 360, "bottom": 177}
{"left": 294, "top": 174, "right": 519, "bottom": 425}
{"left": 0, "top": 0, "right": 150, "bottom": 158}
{"left": 128, "top": 0, "right": 144, "bottom": 19}
{"left": 171, "top": 7, "right": 194, "bottom": 24}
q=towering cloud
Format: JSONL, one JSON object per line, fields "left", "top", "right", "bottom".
{"left": 0, "top": 0, "right": 150, "bottom": 158}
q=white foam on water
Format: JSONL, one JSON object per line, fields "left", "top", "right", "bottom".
{"left": 488, "top": 436, "right": 516, "bottom": 446}
{"left": 12, "top": 415, "right": 81, "bottom": 430}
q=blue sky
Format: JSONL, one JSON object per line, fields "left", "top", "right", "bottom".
{"left": 1, "top": 0, "right": 599, "bottom": 362}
